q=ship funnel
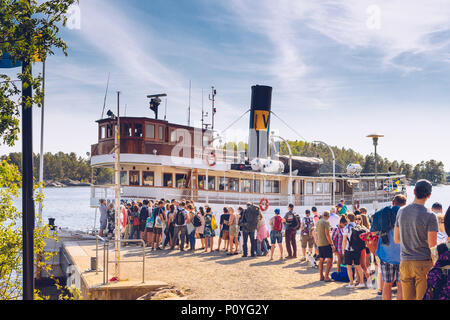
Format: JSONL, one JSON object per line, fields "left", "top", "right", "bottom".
{"left": 248, "top": 85, "right": 272, "bottom": 161}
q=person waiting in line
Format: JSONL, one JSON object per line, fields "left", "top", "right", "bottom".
{"left": 216, "top": 207, "right": 231, "bottom": 252}
{"left": 196, "top": 207, "right": 206, "bottom": 250}
{"left": 315, "top": 211, "right": 335, "bottom": 282}
{"left": 98, "top": 199, "right": 108, "bottom": 238}
{"left": 332, "top": 215, "right": 348, "bottom": 273}
{"left": 394, "top": 180, "right": 438, "bottom": 300}
{"left": 256, "top": 211, "right": 269, "bottom": 256}
{"left": 300, "top": 210, "right": 315, "bottom": 262}
{"left": 203, "top": 207, "right": 215, "bottom": 253}
{"left": 269, "top": 209, "right": 284, "bottom": 261}
{"left": 227, "top": 207, "right": 239, "bottom": 256}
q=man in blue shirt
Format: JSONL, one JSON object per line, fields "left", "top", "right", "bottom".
{"left": 371, "top": 194, "right": 407, "bottom": 300}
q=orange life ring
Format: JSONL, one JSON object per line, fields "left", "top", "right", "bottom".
{"left": 206, "top": 152, "right": 216, "bottom": 167}
{"left": 259, "top": 198, "right": 269, "bottom": 212}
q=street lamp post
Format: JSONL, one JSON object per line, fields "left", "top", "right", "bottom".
{"left": 367, "top": 134, "right": 384, "bottom": 211}
{"left": 312, "top": 141, "right": 336, "bottom": 207}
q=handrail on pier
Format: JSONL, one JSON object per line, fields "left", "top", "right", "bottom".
{"left": 95, "top": 236, "right": 146, "bottom": 285}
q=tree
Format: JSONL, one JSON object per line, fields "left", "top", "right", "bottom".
{"left": 0, "top": 0, "right": 78, "bottom": 300}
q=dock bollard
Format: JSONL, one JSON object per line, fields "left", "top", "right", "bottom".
{"left": 91, "top": 257, "right": 97, "bottom": 271}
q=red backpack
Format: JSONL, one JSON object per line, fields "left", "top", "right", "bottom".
{"left": 273, "top": 215, "right": 283, "bottom": 231}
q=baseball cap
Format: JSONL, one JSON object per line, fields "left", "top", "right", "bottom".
{"left": 274, "top": 208, "right": 280, "bottom": 214}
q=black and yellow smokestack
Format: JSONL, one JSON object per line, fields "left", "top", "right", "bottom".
{"left": 248, "top": 85, "right": 272, "bottom": 161}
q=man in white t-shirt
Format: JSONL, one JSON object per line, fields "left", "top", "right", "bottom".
{"left": 328, "top": 207, "right": 340, "bottom": 230}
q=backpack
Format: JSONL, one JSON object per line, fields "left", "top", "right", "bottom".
{"left": 349, "top": 224, "right": 366, "bottom": 252}
{"left": 273, "top": 215, "right": 283, "bottom": 231}
{"left": 294, "top": 214, "right": 301, "bottom": 230}
{"left": 423, "top": 245, "right": 450, "bottom": 300}
{"left": 132, "top": 209, "right": 140, "bottom": 226}
{"left": 245, "top": 205, "right": 260, "bottom": 231}
{"left": 193, "top": 214, "right": 202, "bottom": 227}
{"left": 175, "top": 208, "right": 185, "bottom": 225}
{"left": 302, "top": 217, "right": 313, "bottom": 235}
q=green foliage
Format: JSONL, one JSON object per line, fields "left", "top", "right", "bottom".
{"left": 0, "top": 0, "right": 77, "bottom": 146}
{"left": 0, "top": 161, "right": 59, "bottom": 300}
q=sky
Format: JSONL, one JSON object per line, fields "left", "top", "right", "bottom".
{"left": 1, "top": 0, "right": 450, "bottom": 170}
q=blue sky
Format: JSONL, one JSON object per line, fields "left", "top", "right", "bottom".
{"left": 2, "top": 0, "right": 450, "bottom": 170}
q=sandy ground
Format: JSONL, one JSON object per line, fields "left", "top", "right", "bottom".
{"left": 109, "top": 238, "right": 388, "bottom": 300}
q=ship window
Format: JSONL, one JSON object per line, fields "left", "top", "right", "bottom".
{"left": 241, "top": 179, "right": 251, "bottom": 193}
{"left": 134, "top": 123, "right": 143, "bottom": 137}
{"left": 208, "top": 176, "right": 215, "bottom": 190}
{"left": 176, "top": 174, "right": 187, "bottom": 188}
{"left": 198, "top": 175, "right": 206, "bottom": 190}
{"left": 100, "top": 126, "right": 106, "bottom": 139}
{"left": 253, "top": 180, "right": 261, "bottom": 193}
{"left": 324, "top": 183, "right": 330, "bottom": 193}
{"left": 170, "top": 129, "right": 177, "bottom": 143}
{"left": 264, "top": 180, "right": 272, "bottom": 193}
{"left": 129, "top": 171, "right": 140, "bottom": 186}
{"left": 143, "top": 171, "right": 154, "bottom": 186}
{"left": 123, "top": 123, "right": 132, "bottom": 137}
{"left": 229, "top": 178, "right": 239, "bottom": 192}
{"left": 369, "top": 181, "right": 375, "bottom": 192}
{"left": 106, "top": 124, "right": 113, "bottom": 138}
{"left": 163, "top": 173, "right": 173, "bottom": 187}
{"left": 316, "top": 182, "right": 323, "bottom": 194}
{"left": 273, "top": 181, "right": 280, "bottom": 193}
{"left": 219, "top": 177, "right": 229, "bottom": 191}
{"left": 158, "top": 125, "right": 164, "bottom": 141}
{"left": 306, "top": 182, "right": 313, "bottom": 194}
{"left": 120, "top": 171, "right": 127, "bottom": 185}
{"left": 334, "top": 182, "right": 340, "bottom": 193}
{"left": 145, "top": 124, "right": 155, "bottom": 139}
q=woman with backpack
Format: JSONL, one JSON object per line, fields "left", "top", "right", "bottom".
{"left": 203, "top": 207, "right": 215, "bottom": 253}
{"left": 195, "top": 207, "right": 206, "bottom": 250}
{"left": 269, "top": 208, "right": 284, "bottom": 261}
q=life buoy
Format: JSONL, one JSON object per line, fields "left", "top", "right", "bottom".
{"left": 259, "top": 198, "right": 269, "bottom": 212}
{"left": 206, "top": 152, "right": 216, "bottom": 167}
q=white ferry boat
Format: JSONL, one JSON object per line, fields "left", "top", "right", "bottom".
{"left": 89, "top": 85, "right": 407, "bottom": 216}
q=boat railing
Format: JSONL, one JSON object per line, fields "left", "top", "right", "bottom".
{"left": 95, "top": 235, "right": 146, "bottom": 285}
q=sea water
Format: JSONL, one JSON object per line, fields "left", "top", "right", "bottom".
{"left": 11, "top": 185, "right": 450, "bottom": 231}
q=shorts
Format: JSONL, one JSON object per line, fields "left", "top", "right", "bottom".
{"left": 344, "top": 250, "right": 362, "bottom": 265}
{"left": 222, "top": 230, "right": 230, "bottom": 240}
{"left": 300, "top": 234, "right": 314, "bottom": 249}
{"left": 139, "top": 223, "right": 146, "bottom": 232}
{"left": 318, "top": 245, "right": 333, "bottom": 259}
{"left": 380, "top": 260, "right": 400, "bottom": 283}
{"left": 153, "top": 227, "right": 162, "bottom": 235}
{"left": 146, "top": 227, "right": 154, "bottom": 233}
{"left": 270, "top": 230, "right": 283, "bottom": 244}
{"left": 199, "top": 233, "right": 204, "bottom": 238}
{"left": 100, "top": 219, "right": 107, "bottom": 231}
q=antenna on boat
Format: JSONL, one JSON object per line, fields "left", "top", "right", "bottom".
{"left": 101, "top": 72, "right": 110, "bottom": 119}
{"left": 209, "top": 86, "right": 217, "bottom": 130}
{"left": 164, "top": 97, "right": 168, "bottom": 121}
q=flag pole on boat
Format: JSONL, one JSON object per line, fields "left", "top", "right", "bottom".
{"left": 114, "top": 91, "right": 121, "bottom": 280}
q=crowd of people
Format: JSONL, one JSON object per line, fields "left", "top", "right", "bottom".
{"left": 98, "top": 179, "right": 450, "bottom": 300}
